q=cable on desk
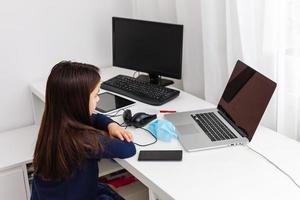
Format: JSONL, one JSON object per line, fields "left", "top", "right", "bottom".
{"left": 104, "top": 109, "right": 126, "bottom": 118}
{"left": 246, "top": 144, "right": 300, "bottom": 190}
{"left": 122, "top": 125, "right": 158, "bottom": 147}
{"left": 134, "top": 127, "right": 158, "bottom": 147}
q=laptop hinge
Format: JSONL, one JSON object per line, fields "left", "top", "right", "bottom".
{"left": 217, "top": 110, "right": 248, "bottom": 138}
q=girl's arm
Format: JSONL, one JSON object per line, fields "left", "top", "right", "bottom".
{"left": 90, "top": 113, "right": 136, "bottom": 159}
{"left": 87, "top": 135, "right": 136, "bottom": 159}
{"left": 91, "top": 113, "right": 114, "bottom": 131}
{"left": 98, "top": 135, "right": 136, "bottom": 159}
{"left": 91, "top": 113, "right": 133, "bottom": 142}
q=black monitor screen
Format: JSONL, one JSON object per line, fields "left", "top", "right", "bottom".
{"left": 112, "top": 17, "right": 183, "bottom": 79}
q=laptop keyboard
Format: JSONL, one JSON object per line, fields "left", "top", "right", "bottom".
{"left": 191, "top": 112, "right": 237, "bottom": 142}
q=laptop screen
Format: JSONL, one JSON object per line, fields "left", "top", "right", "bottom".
{"left": 217, "top": 60, "right": 276, "bottom": 141}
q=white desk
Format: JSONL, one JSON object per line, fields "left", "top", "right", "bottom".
{"left": 30, "top": 67, "right": 300, "bottom": 200}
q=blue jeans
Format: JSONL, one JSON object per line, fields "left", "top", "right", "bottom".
{"left": 97, "top": 183, "right": 125, "bottom": 200}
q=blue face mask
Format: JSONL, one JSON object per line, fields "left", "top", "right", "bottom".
{"left": 147, "top": 119, "right": 177, "bottom": 142}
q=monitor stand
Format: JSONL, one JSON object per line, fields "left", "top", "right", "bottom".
{"left": 136, "top": 74, "right": 174, "bottom": 87}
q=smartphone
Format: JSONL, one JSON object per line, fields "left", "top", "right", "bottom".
{"left": 138, "top": 150, "right": 183, "bottom": 161}
{"left": 96, "top": 92, "right": 135, "bottom": 113}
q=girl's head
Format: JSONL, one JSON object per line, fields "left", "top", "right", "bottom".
{"left": 33, "top": 61, "right": 103, "bottom": 181}
{"left": 47, "top": 61, "right": 100, "bottom": 120}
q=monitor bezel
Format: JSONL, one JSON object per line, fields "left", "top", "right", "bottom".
{"left": 112, "top": 16, "right": 183, "bottom": 79}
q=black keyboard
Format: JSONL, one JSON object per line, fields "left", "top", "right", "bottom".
{"left": 191, "top": 112, "right": 237, "bottom": 142}
{"left": 100, "top": 75, "right": 180, "bottom": 105}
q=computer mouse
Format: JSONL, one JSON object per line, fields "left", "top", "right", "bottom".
{"left": 131, "top": 112, "right": 157, "bottom": 128}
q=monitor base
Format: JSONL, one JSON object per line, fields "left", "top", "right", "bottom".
{"left": 136, "top": 74, "right": 174, "bottom": 87}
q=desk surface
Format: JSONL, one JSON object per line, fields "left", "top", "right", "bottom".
{"left": 30, "top": 67, "right": 300, "bottom": 200}
{"left": 0, "top": 125, "right": 38, "bottom": 170}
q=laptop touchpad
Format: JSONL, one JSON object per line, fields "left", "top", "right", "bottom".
{"left": 176, "top": 124, "right": 199, "bottom": 135}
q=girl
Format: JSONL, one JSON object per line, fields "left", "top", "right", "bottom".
{"left": 31, "top": 61, "right": 136, "bottom": 200}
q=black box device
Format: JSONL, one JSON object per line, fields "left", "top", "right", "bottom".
{"left": 138, "top": 150, "right": 183, "bottom": 161}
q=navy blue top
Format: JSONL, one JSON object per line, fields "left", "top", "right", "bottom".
{"left": 31, "top": 113, "right": 136, "bottom": 200}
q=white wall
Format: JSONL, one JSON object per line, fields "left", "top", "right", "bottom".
{"left": 0, "top": 0, "right": 133, "bottom": 132}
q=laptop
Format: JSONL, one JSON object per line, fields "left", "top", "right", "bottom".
{"left": 164, "top": 60, "right": 277, "bottom": 152}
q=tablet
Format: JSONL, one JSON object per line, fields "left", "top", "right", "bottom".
{"left": 96, "top": 92, "right": 135, "bottom": 114}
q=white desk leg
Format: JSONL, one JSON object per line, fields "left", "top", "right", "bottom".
{"left": 149, "top": 189, "right": 159, "bottom": 200}
{"left": 22, "top": 164, "right": 31, "bottom": 199}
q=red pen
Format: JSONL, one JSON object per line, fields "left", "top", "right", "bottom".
{"left": 159, "top": 110, "right": 177, "bottom": 113}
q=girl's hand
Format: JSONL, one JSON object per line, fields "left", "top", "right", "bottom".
{"left": 107, "top": 122, "right": 133, "bottom": 142}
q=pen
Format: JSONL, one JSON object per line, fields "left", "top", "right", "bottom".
{"left": 159, "top": 110, "right": 176, "bottom": 113}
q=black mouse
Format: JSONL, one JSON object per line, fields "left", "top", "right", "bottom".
{"left": 123, "top": 110, "right": 157, "bottom": 128}
{"left": 131, "top": 112, "right": 157, "bottom": 128}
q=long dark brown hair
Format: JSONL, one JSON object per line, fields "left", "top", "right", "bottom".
{"left": 33, "top": 61, "right": 103, "bottom": 181}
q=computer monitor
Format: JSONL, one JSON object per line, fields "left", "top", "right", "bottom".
{"left": 112, "top": 17, "right": 183, "bottom": 86}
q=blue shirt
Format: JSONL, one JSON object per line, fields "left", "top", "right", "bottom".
{"left": 31, "top": 113, "right": 136, "bottom": 200}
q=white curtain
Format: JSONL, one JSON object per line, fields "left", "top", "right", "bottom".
{"left": 131, "top": 0, "right": 300, "bottom": 141}
{"left": 276, "top": 0, "right": 300, "bottom": 141}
